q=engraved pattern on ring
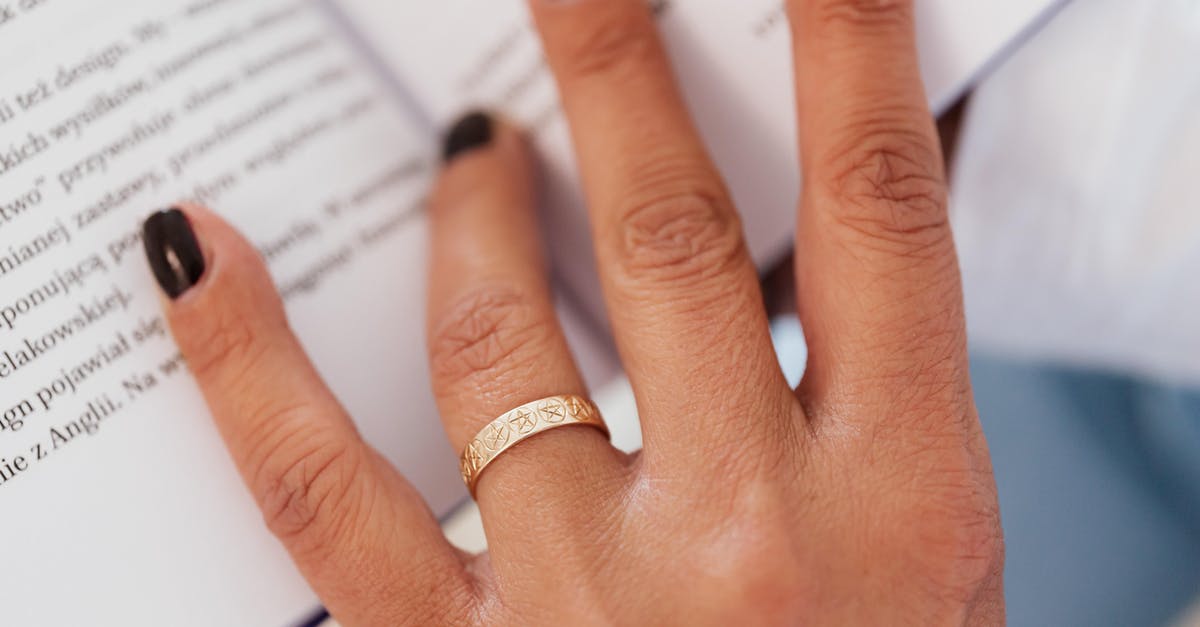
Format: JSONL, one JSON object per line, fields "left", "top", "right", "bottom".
{"left": 508, "top": 407, "right": 538, "bottom": 434}
{"left": 460, "top": 395, "right": 609, "bottom": 496}
{"left": 564, "top": 395, "right": 591, "bottom": 420}
{"left": 537, "top": 398, "right": 567, "bottom": 423}
{"left": 464, "top": 440, "right": 486, "bottom": 474}
{"left": 482, "top": 422, "right": 512, "bottom": 451}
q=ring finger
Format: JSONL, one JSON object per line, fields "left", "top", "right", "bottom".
{"left": 426, "top": 114, "right": 629, "bottom": 550}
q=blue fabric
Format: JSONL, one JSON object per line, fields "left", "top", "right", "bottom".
{"left": 972, "top": 355, "right": 1200, "bottom": 627}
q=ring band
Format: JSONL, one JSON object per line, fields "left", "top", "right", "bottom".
{"left": 460, "top": 394, "right": 609, "bottom": 497}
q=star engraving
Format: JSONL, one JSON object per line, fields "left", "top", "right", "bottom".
{"left": 564, "top": 396, "right": 591, "bottom": 420}
{"left": 464, "top": 440, "right": 486, "bottom": 472}
{"left": 508, "top": 408, "right": 538, "bottom": 434}
{"left": 482, "top": 422, "right": 511, "bottom": 451}
{"left": 538, "top": 400, "right": 567, "bottom": 423}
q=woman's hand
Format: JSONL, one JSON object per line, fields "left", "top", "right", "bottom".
{"left": 145, "top": 0, "right": 1003, "bottom": 624}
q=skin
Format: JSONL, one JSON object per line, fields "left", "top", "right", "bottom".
{"left": 158, "top": 0, "right": 1004, "bottom": 624}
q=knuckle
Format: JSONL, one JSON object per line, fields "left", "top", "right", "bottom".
{"left": 689, "top": 480, "right": 811, "bottom": 618}
{"left": 429, "top": 286, "right": 551, "bottom": 389}
{"left": 911, "top": 485, "right": 1004, "bottom": 605}
{"left": 251, "top": 425, "right": 361, "bottom": 544}
{"left": 549, "top": 8, "right": 654, "bottom": 84}
{"left": 822, "top": 125, "right": 950, "bottom": 255}
{"left": 798, "top": 0, "right": 913, "bottom": 30}
{"left": 611, "top": 189, "right": 747, "bottom": 287}
{"left": 182, "top": 303, "right": 268, "bottom": 384}
{"left": 174, "top": 245, "right": 285, "bottom": 385}
{"left": 871, "top": 444, "right": 1003, "bottom": 607}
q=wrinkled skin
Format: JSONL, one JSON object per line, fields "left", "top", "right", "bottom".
{"left": 157, "top": 0, "right": 1003, "bottom": 625}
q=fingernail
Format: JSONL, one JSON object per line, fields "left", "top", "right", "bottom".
{"left": 442, "top": 111, "right": 494, "bottom": 163}
{"left": 143, "top": 208, "right": 206, "bottom": 300}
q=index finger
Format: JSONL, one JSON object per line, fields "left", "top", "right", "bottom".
{"left": 146, "top": 206, "right": 476, "bottom": 625}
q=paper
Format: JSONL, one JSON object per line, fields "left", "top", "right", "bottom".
{"left": 337, "top": 0, "right": 1069, "bottom": 327}
{"left": 0, "top": 2, "right": 462, "bottom": 624}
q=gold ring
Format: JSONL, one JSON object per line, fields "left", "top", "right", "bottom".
{"left": 460, "top": 394, "right": 609, "bottom": 497}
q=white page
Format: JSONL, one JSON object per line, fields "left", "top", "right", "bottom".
{"left": 0, "top": 1, "right": 482, "bottom": 624}
{"left": 337, "top": 0, "right": 1068, "bottom": 325}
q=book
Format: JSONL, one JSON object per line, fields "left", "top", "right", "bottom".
{"left": 0, "top": 1, "right": 1061, "bottom": 624}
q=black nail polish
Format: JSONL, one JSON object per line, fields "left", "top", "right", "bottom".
{"left": 143, "top": 208, "right": 206, "bottom": 299}
{"left": 442, "top": 111, "right": 494, "bottom": 163}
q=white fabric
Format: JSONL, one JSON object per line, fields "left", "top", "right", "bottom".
{"left": 952, "top": 0, "right": 1200, "bottom": 386}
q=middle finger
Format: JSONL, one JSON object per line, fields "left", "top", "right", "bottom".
{"left": 529, "top": 0, "right": 795, "bottom": 469}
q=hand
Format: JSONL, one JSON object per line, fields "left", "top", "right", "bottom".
{"left": 145, "top": 0, "right": 1003, "bottom": 624}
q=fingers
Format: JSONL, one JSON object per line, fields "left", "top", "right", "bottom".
{"left": 144, "top": 205, "right": 474, "bottom": 626}
{"left": 787, "top": 1, "right": 969, "bottom": 425}
{"left": 528, "top": 0, "right": 794, "bottom": 468}
{"left": 427, "top": 116, "right": 627, "bottom": 531}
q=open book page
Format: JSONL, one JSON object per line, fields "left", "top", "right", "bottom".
{"left": 0, "top": 1, "right": 489, "bottom": 624}
{"left": 336, "top": 0, "right": 1067, "bottom": 325}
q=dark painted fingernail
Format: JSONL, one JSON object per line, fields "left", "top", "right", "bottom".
{"left": 442, "top": 111, "right": 494, "bottom": 163}
{"left": 143, "top": 208, "right": 206, "bottom": 300}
